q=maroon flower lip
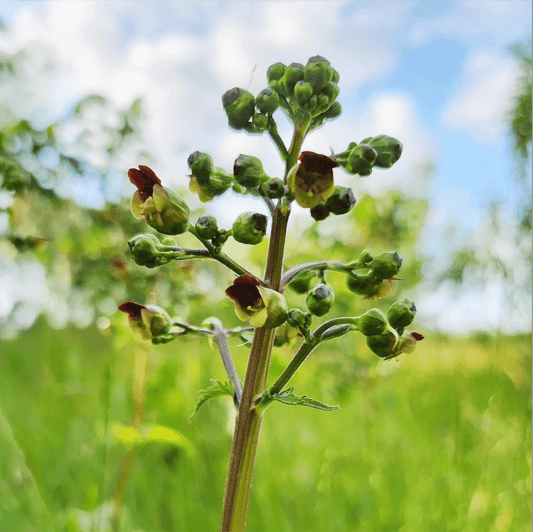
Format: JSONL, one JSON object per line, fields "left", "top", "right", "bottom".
{"left": 118, "top": 301, "right": 145, "bottom": 319}
{"left": 299, "top": 152, "right": 338, "bottom": 174}
{"left": 127, "top": 165, "right": 162, "bottom": 201}
{"left": 225, "top": 275, "right": 263, "bottom": 309}
{"left": 411, "top": 332, "right": 424, "bottom": 341}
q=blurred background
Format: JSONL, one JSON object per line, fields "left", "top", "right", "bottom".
{"left": 0, "top": 1, "right": 530, "bottom": 531}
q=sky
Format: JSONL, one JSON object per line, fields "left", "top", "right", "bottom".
{"left": 0, "top": 0, "right": 531, "bottom": 333}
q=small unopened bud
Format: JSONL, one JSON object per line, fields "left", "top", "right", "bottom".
{"left": 287, "top": 308, "right": 313, "bottom": 330}
{"left": 306, "top": 283, "right": 335, "bottom": 317}
{"left": 195, "top": 215, "right": 218, "bottom": 240}
{"left": 387, "top": 298, "right": 416, "bottom": 334}
{"left": 276, "top": 63, "right": 305, "bottom": 98}
{"left": 222, "top": 88, "right": 255, "bottom": 129}
{"left": 359, "top": 250, "right": 373, "bottom": 264}
{"left": 293, "top": 81, "right": 314, "bottom": 106}
{"left": 346, "top": 144, "right": 378, "bottom": 176}
{"left": 256, "top": 87, "right": 280, "bottom": 115}
{"left": 267, "top": 62, "right": 286, "bottom": 84}
{"left": 128, "top": 234, "right": 162, "bottom": 268}
{"left": 260, "top": 178, "right": 285, "bottom": 199}
{"left": 325, "top": 186, "right": 356, "bottom": 215}
{"left": 366, "top": 135, "right": 403, "bottom": 168}
{"left": 187, "top": 151, "right": 214, "bottom": 186}
{"left": 232, "top": 212, "right": 268, "bottom": 245}
{"left": 233, "top": 154, "right": 270, "bottom": 188}
{"left": 304, "top": 56, "right": 334, "bottom": 92}
{"left": 366, "top": 331, "right": 397, "bottom": 358}
{"left": 310, "top": 203, "right": 330, "bottom": 221}
{"left": 118, "top": 301, "right": 172, "bottom": 340}
{"left": 288, "top": 269, "right": 316, "bottom": 294}
{"left": 356, "top": 308, "right": 388, "bottom": 336}
{"left": 369, "top": 251, "right": 402, "bottom": 280}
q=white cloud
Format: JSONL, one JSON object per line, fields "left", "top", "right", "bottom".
{"left": 442, "top": 50, "right": 519, "bottom": 140}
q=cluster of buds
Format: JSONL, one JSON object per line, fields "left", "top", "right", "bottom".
{"left": 187, "top": 151, "right": 233, "bottom": 202}
{"left": 128, "top": 233, "right": 179, "bottom": 268}
{"left": 334, "top": 135, "right": 403, "bottom": 177}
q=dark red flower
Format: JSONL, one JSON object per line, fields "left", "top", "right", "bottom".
{"left": 127, "top": 165, "right": 161, "bottom": 202}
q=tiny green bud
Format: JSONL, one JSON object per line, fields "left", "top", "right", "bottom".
{"left": 306, "top": 283, "right": 335, "bottom": 317}
{"left": 325, "top": 186, "right": 356, "bottom": 215}
{"left": 250, "top": 113, "right": 269, "bottom": 131}
{"left": 304, "top": 55, "right": 333, "bottom": 92}
{"left": 233, "top": 154, "right": 270, "bottom": 188}
{"left": 347, "top": 144, "right": 378, "bottom": 176}
{"left": 187, "top": 151, "right": 214, "bottom": 186}
{"left": 387, "top": 298, "right": 416, "bottom": 333}
{"left": 119, "top": 301, "right": 172, "bottom": 340}
{"left": 287, "top": 308, "right": 313, "bottom": 330}
{"left": 222, "top": 87, "right": 255, "bottom": 129}
{"left": 366, "top": 331, "right": 397, "bottom": 358}
{"left": 356, "top": 308, "right": 388, "bottom": 336}
{"left": 260, "top": 178, "right": 285, "bottom": 199}
{"left": 128, "top": 234, "right": 162, "bottom": 268}
{"left": 195, "top": 215, "right": 218, "bottom": 240}
{"left": 288, "top": 269, "right": 316, "bottom": 294}
{"left": 256, "top": 87, "right": 280, "bottom": 115}
{"left": 310, "top": 202, "right": 330, "bottom": 221}
{"left": 212, "top": 229, "right": 229, "bottom": 247}
{"left": 232, "top": 212, "right": 268, "bottom": 245}
{"left": 346, "top": 273, "right": 370, "bottom": 294}
{"left": 369, "top": 251, "right": 402, "bottom": 280}
{"left": 359, "top": 250, "right": 373, "bottom": 264}
{"left": 276, "top": 63, "right": 305, "bottom": 98}
{"left": 366, "top": 135, "right": 403, "bottom": 168}
{"left": 293, "top": 81, "right": 314, "bottom": 106}
{"left": 267, "top": 62, "right": 286, "bottom": 84}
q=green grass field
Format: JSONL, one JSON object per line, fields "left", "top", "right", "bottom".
{"left": 0, "top": 318, "right": 531, "bottom": 531}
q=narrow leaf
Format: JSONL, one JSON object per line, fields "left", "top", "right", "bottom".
{"left": 189, "top": 380, "right": 235, "bottom": 420}
{"left": 270, "top": 389, "right": 340, "bottom": 411}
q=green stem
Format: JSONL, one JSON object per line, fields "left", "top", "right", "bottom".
{"left": 220, "top": 119, "right": 310, "bottom": 532}
{"left": 267, "top": 122, "right": 288, "bottom": 162}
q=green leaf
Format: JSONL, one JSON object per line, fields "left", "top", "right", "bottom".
{"left": 268, "top": 387, "right": 340, "bottom": 411}
{"left": 189, "top": 380, "right": 235, "bottom": 420}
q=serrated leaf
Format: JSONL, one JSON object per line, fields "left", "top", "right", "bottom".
{"left": 269, "top": 388, "right": 340, "bottom": 411}
{"left": 189, "top": 380, "right": 235, "bottom": 420}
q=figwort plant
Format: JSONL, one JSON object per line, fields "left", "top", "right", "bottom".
{"left": 119, "top": 56, "right": 424, "bottom": 531}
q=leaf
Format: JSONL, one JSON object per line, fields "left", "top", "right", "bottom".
{"left": 268, "top": 387, "right": 340, "bottom": 411}
{"left": 189, "top": 380, "right": 235, "bottom": 420}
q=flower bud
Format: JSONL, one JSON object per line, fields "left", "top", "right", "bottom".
{"left": 310, "top": 202, "right": 330, "bottom": 221}
{"left": 304, "top": 56, "right": 334, "bottom": 92}
{"left": 225, "top": 275, "right": 288, "bottom": 329}
{"left": 250, "top": 113, "right": 269, "bottom": 132}
{"left": 287, "top": 151, "right": 338, "bottom": 208}
{"left": 398, "top": 331, "right": 424, "bottom": 354}
{"left": 306, "top": 283, "right": 335, "bottom": 317}
{"left": 346, "top": 144, "right": 378, "bottom": 176}
{"left": 232, "top": 212, "right": 268, "bottom": 245}
{"left": 267, "top": 62, "right": 286, "bottom": 84}
{"left": 256, "top": 87, "right": 280, "bottom": 115}
{"left": 195, "top": 215, "right": 218, "bottom": 240}
{"left": 222, "top": 87, "right": 255, "bottom": 129}
{"left": 233, "top": 154, "right": 270, "bottom": 188}
{"left": 359, "top": 250, "right": 373, "bottom": 264}
{"left": 356, "top": 308, "right": 388, "bottom": 336}
{"left": 293, "top": 81, "right": 314, "bottom": 106}
{"left": 274, "top": 322, "right": 299, "bottom": 347}
{"left": 187, "top": 151, "right": 214, "bottom": 186}
{"left": 369, "top": 251, "right": 402, "bottom": 280}
{"left": 118, "top": 301, "right": 172, "bottom": 340}
{"left": 128, "top": 233, "right": 163, "bottom": 268}
{"left": 325, "top": 186, "right": 356, "bottom": 215}
{"left": 366, "top": 135, "right": 403, "bottom": 168}
{"left": 129, "top": 166, "right": 190, "bottom": 235}
{"left": 346, "top": 273, "right": 372, "bottom": 295}
{"left": 387, "top": 298, "right": 416, "bottom": 334}
{"left": 276, "top": 63, "right": 305, "bottom": 98}
{"left": 287, "top": 308, "right": 313, "bottom": 330}
{"left": 212, "top": 229, "right": 230, "bottom": 247}
{"left": 260, "top": 178, "right": 285, "bottom": 199}
{"left": 366, "top": 331, "right": 397, "bottom": 358}
{"left": 288, "top": 269, "right": 316, "bottom": 293}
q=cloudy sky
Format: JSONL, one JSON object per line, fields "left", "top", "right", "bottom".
{"left": 0, "top": 0, "right": 531, "bottom": 332}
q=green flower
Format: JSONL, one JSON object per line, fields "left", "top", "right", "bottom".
{"left": 187, "top": 151, "right": 214, "bottom": 186}
{"left": 225, "top": 275, "right": 288, "bottom": 329}
{"left": 222, "top": 88, "right": 255, "bottom": 129}
{"left": 118, "top": 301, "right": 172, "bottom": 340}
{"left": 128, "top": 165, "right": 190, "bottom": 235}
{"left": 233, "top": 154, "right": 270, "bottom": 188}
{"left": 356, "top": 308, "right": 388, "bottom": 336}
{"left": 232, "top": 212, "right": 268, "bottom": 245}
{"left": 387, "top": 298, "right": 416, "bottom": 335}
{"left": 306, "top": 283, "right": 335, "bottom": 316}
{"left": 325, "top": 186, "right": 356, "bottom": 215}
{"left": 287, "top": 151, "right": 338, "bottom": 208}
{"left": 195, "top": 215, "right": 218, "bottom": 240}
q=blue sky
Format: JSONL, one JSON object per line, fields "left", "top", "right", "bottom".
{"left": 0, "top": 0, "right": 531, "bottom": 333}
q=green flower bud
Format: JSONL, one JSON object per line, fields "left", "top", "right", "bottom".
{"left": 250, "top": 113, "right": 269, "bottom": 132}
{"left": 260, "top": 178, "right": 285, "bottom": 199}
{"left": 387, "top": 298, "right": 416, "bottom": 333}
{"left": 398, "top": 331, "right": 424, "bottom": 354}
{"left": 233, "top": 154, "right": 270, "bottom": 188}
{"left": 212, "top": 229, "right": 230, "bottom": 247}
{"left": 232, "top": 212, "right": 268, "bottom": 245}
{"left": 304, "top": 55, "right": 333, "bottom": 92}
{"left": 356, "top": 308, "right": 388, "bottom": 337}
{"left": 161, "top": 237, "right": 176, "bottom": 246}
{"left": 366, "top": 331, "right": 397, "bottom": 358}
{"left": 274, "top": 322, "right": 299, "bottom": 347}
{"left": 225, "top": 275, "right": 288, "bottom": 329}
{"left": 310, "top": 202, "right": 330, "bottom": 221}
{"left": 331, "top": 67, "right": 340, "bottom": 84}
{"left": 293, "top": 81, "right": 314, "bottom": 106}
{"left": 346, "top": 273, "right": 371, "bottom": 294}
{"left": 256, "top": 87, "right": 280, "bottom": 115}
{"left": 287, "top": 151, "right": 338, "bottom": 208}
{"left": 128, "top": 233, "right": 163, "bottom": 268}
{"left": 119, "top": 301, "right": 172, "bottom": 340}
{"left": 359, "top": 250, "right": 373, "bottom": 264}
{"left": 187, "top": 151, "right": 214, "bottom": 186}
{"left": 325, "top": 186, "right": 356, "bottom": 215}
{"left": 346, "top": 144, "right": 378, "bottom": 176}
{"left": 366, "top": 135, "right": 403, "bottom": 168}
{"left": 288, "top": 269, "right": 317, "bottom": 293}
{"left": 287, "top": 308, "right": 313, "bottom": 330}
{"left": 195, "top": 215, "right": 218, "bottom": 240}
{"left": 369, "top": 251, "right": 402, "bottom": 280}
{"left": 306, "top": 283, "right": 335, "bottom": 317}
{"left": 129, "top": 166, "right": 190, "bottom": 235}
{"left": 267, "top": 62, "right": 286, "bottom": 84}
{"left": 276, "top": 63, "right": 305, "bottom": 98}
{"left": 222, "top": 87, "right": 255, "bottom": 129}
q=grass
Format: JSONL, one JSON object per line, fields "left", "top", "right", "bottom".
{"left": 0, "top": 317, "right": 530, "bottom": 531}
